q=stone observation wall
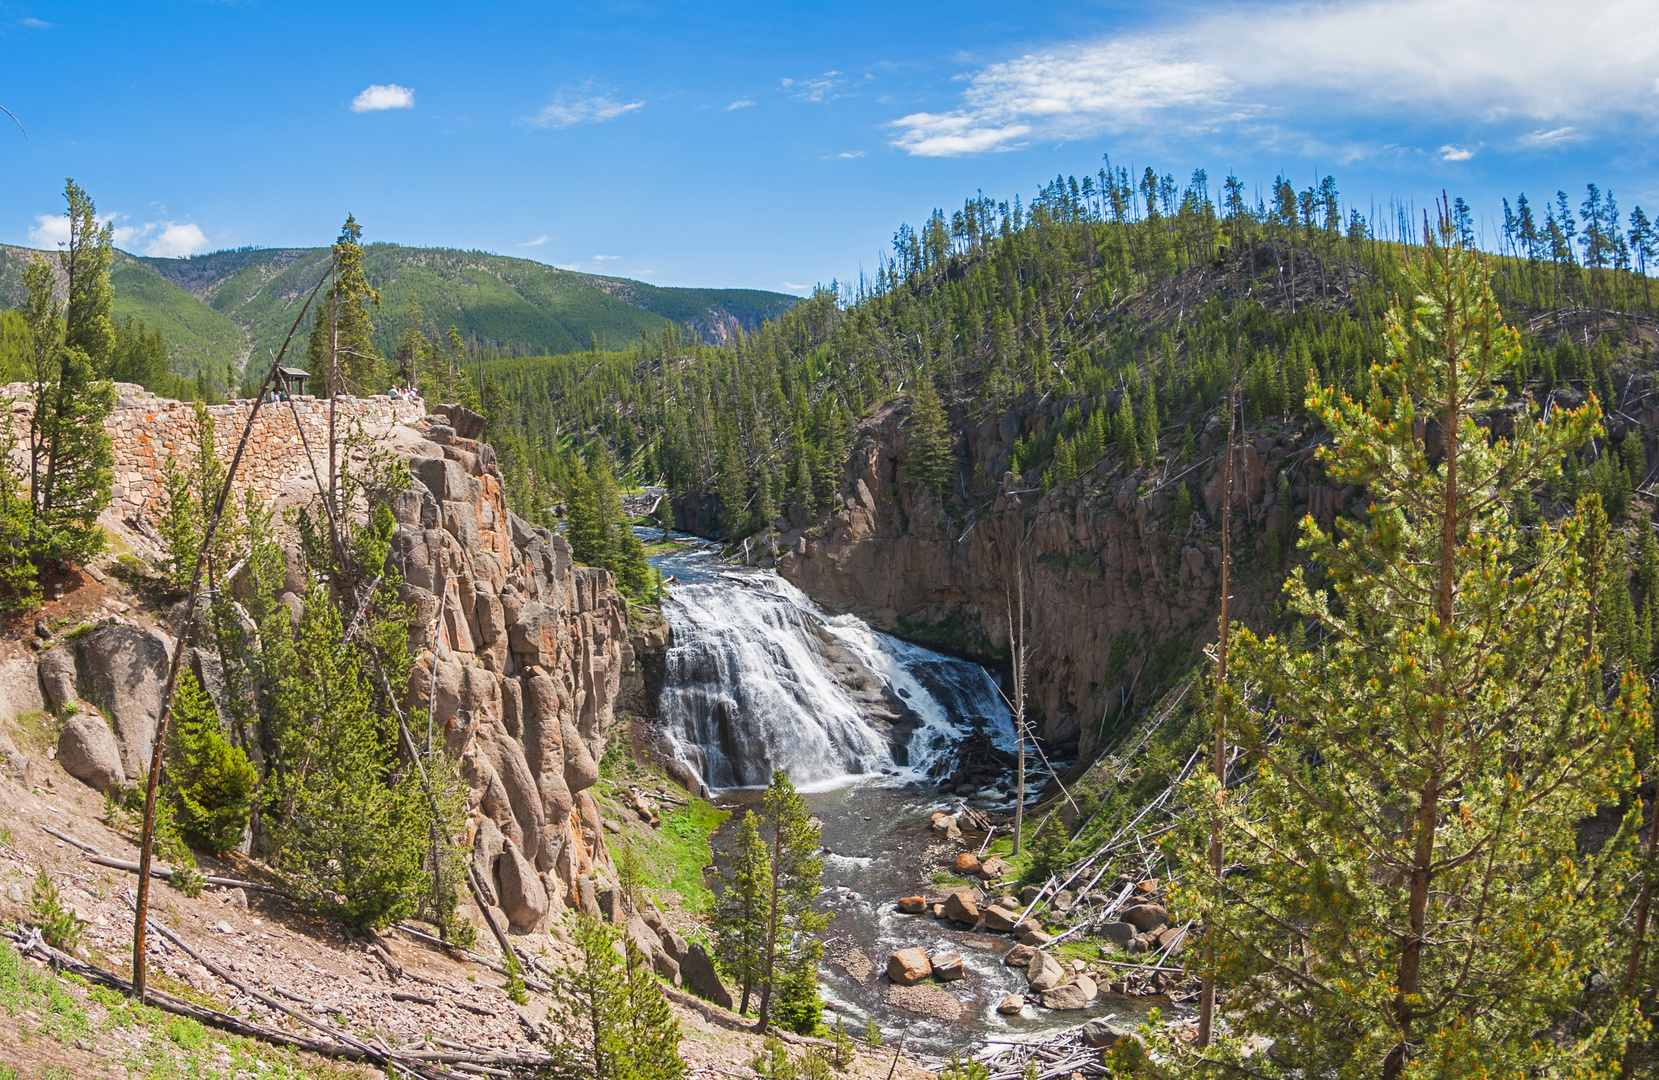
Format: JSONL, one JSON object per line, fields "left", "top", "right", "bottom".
{"left": 0, "top": 382, "right": 428, "bottom": 519}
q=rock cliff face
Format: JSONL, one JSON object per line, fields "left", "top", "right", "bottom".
{"left": 388, "top": 417, "right": 633, "bottom": 929}
{"left": 775, "top": 400, "right": 1319, "bottom": 756}
{"left": 40, "top": 406, "right": 642, "bottom": 935}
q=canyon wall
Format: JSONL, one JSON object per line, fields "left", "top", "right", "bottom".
{"left": 774, "top": 400, "right": 1327, "bottom": 758}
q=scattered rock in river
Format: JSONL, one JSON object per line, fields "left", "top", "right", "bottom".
{"left": 896, "top": 896, "right": 927, "bottom": 914}
{"left": 952, "top": 852, "right": 981, "bottom": 875}
{"left": 930, "top": 952, "right": 966, "bottom": 981}
{"left": 1004, "top": 943, "right": 1036, "bottom": 968}
{"left": 982, "top": 905, "right": 1019, "bottom": 932}
{"left": 1083, "top": 1019, "right": 1133, "bottom": 1048}
{"left": 883, "top": 982, "right": 964, "bottom": 1021}
{"left": 1025, "top": 951, "right": 1065, "bottom": 992}
{"left": 888, "top": 947, "right": 932, "bottom": 986}
{"left": 997, "top": 994, "right": 1025, "bottom": 1015}
{"left": 943, "top": 891, "right": 980, "bottom": 925}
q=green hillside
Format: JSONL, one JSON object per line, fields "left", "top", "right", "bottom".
{"left": 0, "top": 242, "right": 797, "bottom": 381}
{"left": 0, "top": 244, "right": 248, "bottom": 377}
{"left": 138, "top": 244, "right": 797, "bottom": 374}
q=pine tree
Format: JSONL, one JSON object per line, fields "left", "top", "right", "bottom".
{"left": 906, "top": 374, "right": 953, "bottom": 498}
{"left": 23, "top": 226, "right": 115, "bottom": 570}
{"left": 715, "top": 809, "right": 771, "bottom": 1015}
{"left": 716, "top": 424, "right": 747, "bottom": 539}
{"left": 1113, "top": 391, "right": 1139, "bottom": 467}
{"left": 545, "top": 914, "right": 683, "bottom": 1080}
{"left": 1171, "top": 227, "right": 1649, "bottom": 1078}
{"left": 60, "top": 180, "right": 115, "bottom": 376}
{"left": 306, "top": 215, "right": 382, "bottom": 394}
{"left": 1024, "top": 813, "right": 1069, "bottom": 884}
{"left": 165, "top": 670, "right": 257, "bottom": 853}
{"left": 265, "top": 582, "right": 438, "bottom": 929}
{"left": 756, "top": 772, "right": 829, "bottom": 1032}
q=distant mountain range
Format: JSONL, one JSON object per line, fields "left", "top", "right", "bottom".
{"left": 0, "top": 243, "right": 798, "bottom": 377}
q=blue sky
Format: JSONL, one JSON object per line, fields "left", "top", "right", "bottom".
{"left": 2, "top": 1, "right": 1655, "bottom": 294}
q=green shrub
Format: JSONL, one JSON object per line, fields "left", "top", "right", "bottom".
{"left": 27, "top": 866, "right": 83, "bottom": 952}
{"left": 165, "top": 671, "right": 256, "bottom": 853}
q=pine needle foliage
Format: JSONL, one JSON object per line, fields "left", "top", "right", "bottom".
{"left": 165, "top": 670, "right": 257, "bottom": 853}
{"left": 756, "top": 771, "right": 829, "bottom": 1033}
{"left": 543, "top": 914, "right": 683, "bottom": 1080}
{"left": 905, "top": 374, "right": 953, "bottom": 498}
{"left": 1167, "top": 224, "right": 1650, "bottom": 1078}
{"left": 714, "top": 808, "right": 770, "bottom": 1015}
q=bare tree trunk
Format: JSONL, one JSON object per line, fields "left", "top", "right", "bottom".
{"left": 1009, "top": 548, "right": 1029, "bottom": 856}
{"left": 328, "top": 264, "right": 339, "bottom": 513}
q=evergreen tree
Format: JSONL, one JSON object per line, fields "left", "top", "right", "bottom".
{"left": 756, "top": 771, "right": 829, "bottom": 1032}
{"left": 1170, "top": 228, "right": 1648, "bottom": 1078}
{"left": 1024, "top": 813, "right": 1069, "bottom": 884}
{"left": 906, "top": 374, "right": 953, "bottom": 498}
{"left": 750, "top": 459, "right": 777, "bottom": 534}
{"left": 306, "top": 215, "right": 382, "bottom": 395}
{"left": 165, "top": 671, "right": 257, "bottom": 853}
{"left": 0, "top": 412, "right": 37, "bottom": 611}
{"left": 545, "top": 914, "right": 683, "bottom": 1080}
{"left": 24, "top": 221, "right": 115, "bottom": 570}
{"left": 60, "top": 179, "right": 116, "bottom": 375}
{"left": 265, "top": 582, "right": 438, "bottom": 929}
{"left": 716, "top": 424, "right": 747, "bottom": 539}
{"left": 715, "top": 809, "right": 771, "bottom": 1015}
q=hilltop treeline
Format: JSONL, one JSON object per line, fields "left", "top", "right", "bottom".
{"left": 479, "top": 163, "right": 1658, "bottom": 542}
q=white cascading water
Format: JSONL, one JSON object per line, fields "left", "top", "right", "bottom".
{"left": 655, "top": 542, "right": 1014, "bottom": 792}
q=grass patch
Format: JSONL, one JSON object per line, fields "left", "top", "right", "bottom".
{"left": 651, "top": 799, "right": 729, "bottom": 917}
{"left": 642, "top": 539, "right": 687, "bottom": 557}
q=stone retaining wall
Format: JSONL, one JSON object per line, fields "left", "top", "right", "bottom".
{"left": 1, "top": 383, "right": 428, "bottom": 519}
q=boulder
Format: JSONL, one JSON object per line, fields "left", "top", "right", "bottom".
{"left": 497, "top": 840, "right": 549, "bottom": 929}
{"left": 1019, "top": 929, "right": 1053, "bottom": 947}
{"left": 1025, "top": 951, "right": 1065, "bottom": 993}
{"left": 980, "top": 856, "right": 1012, "bottom": 879}
{"left": 1052, "top": 889, "right": 1074, "bottom": 913}
{"left": 1014, "top": 917, "right": 1042, "bottom": 937}
{"left": 997, "top": 994, "right": 1025, "bottom": 1015}
{"left": 0, "top": 731, "right": 32, "bottom": 787}
{"left": 57, "top": 712, "right": 124, "bottom": 792}
{"left": 1003, "top": 943, "right": 1036, "bottom": 968}
{"left": 1121, "top": 903, "right": 1169, "bottom": 933}
{"left": 1082, "top": 1019, "right": 1133, "bottom": 1048}
{"left": 577, "top": 876, "right": 600, "bottom": 918}
{"left": 942, "top": 891, "right": 979, "bottom": 925}
{"left": 1041, "top": 982, "right": 1092, "bottom": 1010}
{"left": 678, "top": 941, "right": 733, "bottom": 1009}
{"left": 951, "top": 852, "right": 981, "bottom": 876}
{"left": 598, "top": 887, "right": 627, "bottom": 924}
{"left": 982, "top": 905, "right": 1019, "bottom": 932}
{"left": 76, "top": 624, "right": 172, "bottom": 777}
{"left": 930, "top": 952, "right": 965, "bottom": 981}
{"left": 1019, "top": 885, "right": 1043, "bottom": 907}
{"left": 37, "top": 647, "right": 78, "bottom": 713}
{"left": 887, "top": 948, "right": 932, "bottom": 986}
{"left": 1099, "top": 921, "right": 1137, "bottom": 948}
{"left": 896, "top": 896, "right": 928, "bottom": 914}
{"left": 658, "top": 926, "right": 689, "bottom": 962}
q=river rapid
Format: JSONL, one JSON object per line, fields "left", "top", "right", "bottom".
{"left": 647, "top": 536, "right": 1148, "bottom": 1052}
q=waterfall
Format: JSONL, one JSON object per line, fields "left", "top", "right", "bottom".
{"left": 654, "top": 542, "right": 1013, "bottom": 792}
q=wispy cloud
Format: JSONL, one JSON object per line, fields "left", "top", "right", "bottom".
{"left": 781, "top": 72, "right": 842, "bottom": 102}
{"left": 351, "top": 84, "right": 415, "bottom": 113}
{"left": 518, "top": 235, "right": 550, "bottom": 247}
{"left": 726, "top": 99, "right": 755, "bottom": 111}
{"left": 30, "top": 213, "right": 211, "bottom": 257}
{"left": 837, "top": 150, "right": 865, "bottom": 159}
{"left": 1439, "top": 144, "right": 1474, "bottom": 162}
{"left": 1520, "top": 126, "right": 1579, "bottom": 146}
{"left": 18, "top": 17, "right": 53, "bottom": 29}
{"left": 890, "top": 0, "right": 1659, "bottom": 156}
{"left": 781, "top": 281, "right": 809, "bottom": 292}
{"left": 525, "top": 85, "right": 643, "bottom": 129}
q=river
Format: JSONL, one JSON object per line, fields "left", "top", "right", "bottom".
{"left": 647, "top": 535, "right": 1148, "bottom": 1052}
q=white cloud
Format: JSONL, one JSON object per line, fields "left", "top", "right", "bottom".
{"left": 781, "top": 281, "right": 809, "bottom": 292}
{"left": 525, "top": 86, "right": 643, "bottom": 129}
{"left": 592, "top": 255, "right": 619, "bottom": 262}
{"left": 891, "top": 0, "right": 1659, "bottom": 155}
{"left": 837, "top": 150, "right": 865, "bottom": 159}
{"left": 144, "top": 222, "right": 209, "bottom": 258}
{"left": 18, "top": 17, "right": 53, "bottom": 29}
{"left": 29, "top": 213, "right": 209, "bottom": 257}
{"left": 518, "top": 235, "right": 550, "bottom": 247}
{"left": 27, "top": 213, "right": 70, "bottom": 247}
{"left": 352, "top": 84, "right": 415, "bottom": 113}
{"left": 727, "top": 99, "right": 755, "bottom": 111}
{"left": 1439, "top": 144, "right": 1474, "bottom": 162}
{"left": 782, "top": 72, "right": 842, "bottom": 102}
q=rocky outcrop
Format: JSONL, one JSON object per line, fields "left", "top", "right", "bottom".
{"left": 389, "top": 418, "right": 635, "bottom": 931}
{"left": 774, "top": 399, "right": 1312, "bottom": 753}
{"left": 56, "top": 711, "right": 124, "bottom": 792}
{"left": 38, "top": 625, "right": 177, "bottom": 780}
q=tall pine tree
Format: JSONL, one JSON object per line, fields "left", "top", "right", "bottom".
{"left": 1170, "top": 224, "right": 1649, "bottom": 1078}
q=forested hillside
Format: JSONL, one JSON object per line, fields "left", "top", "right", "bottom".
{"left": 481, "top": 165, "right": 1657, "bottom": 545}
